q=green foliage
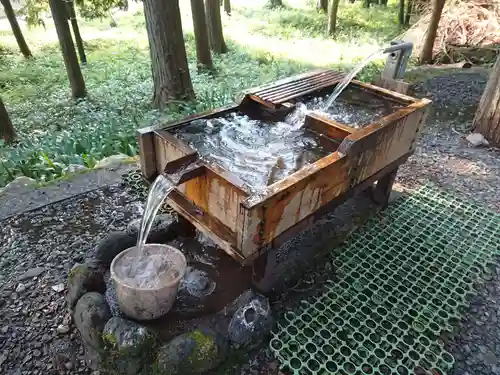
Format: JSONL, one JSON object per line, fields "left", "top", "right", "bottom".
{"left": 19, "top": 0, "right": 128, "bottom": 27}
{"left": 75, "top": 0, "right": 129, "bottom": 20}
{"left": 239, "top": 1, "right": 403, "bottom": 42}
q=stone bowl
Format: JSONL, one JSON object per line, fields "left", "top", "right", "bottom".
{"left": 110, "top": 244, "right": 187, "bottom": 321}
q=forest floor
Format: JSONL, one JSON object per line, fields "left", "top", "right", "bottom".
{"left": 0, "top": 0, "right": 404, "bottom": 187}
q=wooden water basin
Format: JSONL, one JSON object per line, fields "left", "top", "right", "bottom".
{"left": 138, "top": 69, "right": 431, "bottom": 265}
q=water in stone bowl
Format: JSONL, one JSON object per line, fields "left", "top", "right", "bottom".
{"left": 110, "top": 244, "right": 187, "bottom": 321}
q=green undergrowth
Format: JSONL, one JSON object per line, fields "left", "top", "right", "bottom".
{"left": 0, "top": 0, "right": 404, "bottom": 187}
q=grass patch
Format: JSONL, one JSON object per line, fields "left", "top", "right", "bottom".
{"left": 0, "top": 0, "right": 405, "bottom": 187}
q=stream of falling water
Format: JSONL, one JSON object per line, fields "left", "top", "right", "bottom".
{"left": 119, "top": 167, "right": 198, "bottom": 288}
{"left": 322, "top": 49, "right": 385, "bottom": 111}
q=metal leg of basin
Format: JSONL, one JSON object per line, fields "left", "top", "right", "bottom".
{"left": 373, "top": 167, "right": 399, "bottom": 209}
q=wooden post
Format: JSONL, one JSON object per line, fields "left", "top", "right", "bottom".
{"left": 373, "top": 168, "right": 398, "bottom": 208}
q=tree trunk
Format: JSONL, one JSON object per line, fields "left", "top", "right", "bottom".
{"left": 190, "top": 0, "right": 213, "bottom": 69}
{"left": 404, "top": 0, "right": 412, "bottom": 25}
{"left": 0, "top": 0, "right": 32, "bottom": 58}
{"left": 380, "top": 0, "right": 388, "bottom": 6}
{"left": 205, "top": 0, "right": 227, "bottom": 54}
{"left": 143, "top": 0, "right": 194, "bottom": 108}
{"left": 223, "top": 0, "right": 231, "bottom": 15}
{"left": 327, "top": 0, "right": 341, "bottom": 36}
{"left": 472, "top": 55, "right": 500, "bottom": 147}
{"left": 419, "top": 0, "right": 445, "bottom": 64}
{"left": 67, "top": 0, "right": 87, "bottom": 65}
{"left": 398, "top": 0, "right": 405, "bottom": 25}
{"left": 362, "top": 0, "right": 370, "bottom": 8}
{"left": 317, "top": 0, "right": 328, "bottom": 12}
{"left": 0, "top": 97, "right": 16, "bottom": 143}
{"left": 48, "top": 0, "right": 86, "bottom": 99}
{"left": 267, "top": 0, "right": 283, "bottom": 8}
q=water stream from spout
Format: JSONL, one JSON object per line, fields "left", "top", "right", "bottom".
{"left": 322, "top": 48, "right": 384, "bottom": 111}
{"left": 135, "top": 174, "right": 175, "bottom": 260}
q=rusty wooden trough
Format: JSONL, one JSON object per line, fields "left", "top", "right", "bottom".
{"left": 138, "top": 69, "right": 432, "bottom": 265}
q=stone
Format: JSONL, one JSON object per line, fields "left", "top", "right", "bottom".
{"left": 57, "top": 325, "right": 70, "bottom": 335}
{"left": 95, "top": 154, "right": 131, "bottom": 169}
{"left": 466, "top": 132, "right": 489, "bottom": 147}
{"left": 51, "top": 283, "right": 65, "bottom": 293}
{"left": 94, "top": 231, "right": 137, "bottom": 266}
{"left": 126, "top": 213, "right": 177, "bottom": 243}
{"left": 74, "top": 292, "right": 111, "bottom": 349}
{"left": 51, "top": 339, "right": 77, "bottom": 372}
{"left": 63, "top": 164, "right": 88, "bottom": 174}
{"left": 67, "top": 263, "right": 106, "bottom": 309}
{"left": 1, "top": 176, "right": 36, "bottom": 194}
{"left": 156, "top": 329, "right": 227, "bottom": 375}
{"left": 101, "top": 317, "right": 157, "bottom": 375}
{"left": 227, "top": 290, "right": 274, "bottom": 350}
{"left": 18, "top": 267, "right": 45, "bottom": 281}
{"left": 15, "top": 283, "right": 26, "bottom": 293}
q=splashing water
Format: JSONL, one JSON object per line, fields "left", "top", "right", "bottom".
{"left": 175, "top": 113, "right": 331, "bottom": 191}
{"left": 323, "top": 49, "right": 384, "bottom": 111}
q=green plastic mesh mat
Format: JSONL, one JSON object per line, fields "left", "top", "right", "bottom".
{"left": 270, "top": 186, "right": 500, "bottom": 375}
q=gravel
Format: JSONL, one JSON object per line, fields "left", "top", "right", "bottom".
{"left": 0, "top": 184, "right": 143, "bottom": 375}
{"left": 399, "top": 70, "right": 500, "bottom": 212}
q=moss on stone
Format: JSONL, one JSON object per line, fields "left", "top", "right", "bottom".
{"left": 187, "top": 330, "right": 218, "bottom": 366}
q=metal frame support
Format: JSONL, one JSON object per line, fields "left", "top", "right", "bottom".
{"left": 381, "top": 40, "right": 413, "bottom": 80}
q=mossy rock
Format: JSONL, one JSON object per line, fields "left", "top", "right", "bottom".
{"left": 74, "top": 292, "right": 111, "bottom": 349}
{"left": 67, "top": 263, "right": 106, "bottom": 309}
{"left": 156, "top": 328, "right": 228, "bottom": 375}
{"left": 101, "top": 317, "right": 158, "bottom": 375}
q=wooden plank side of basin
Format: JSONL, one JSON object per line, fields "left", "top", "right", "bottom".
{"left": 177, "top": 167, "right": 249, "bottom": 236}
{"left": 304, "top": 112, "right": 355, "bottom": 142}
{"left": 166, "top": 189, "right": 245, "bottom": 263}
{"left": 338, "top": 98, "right": 432, "bottom": 186}
{"left": 153, "top": 130, "right": 197, "bottom": 176}
{"left": 238, "top": 152, "right": 352, "bottom": 257}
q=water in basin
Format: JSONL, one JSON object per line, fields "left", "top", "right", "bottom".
{"left": 305, "top": 86, "right": 405, "bottom": 128}
{"left": 175, "top": 112, "right": 332, "bottom": 191}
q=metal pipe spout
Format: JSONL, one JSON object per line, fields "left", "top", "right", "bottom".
{"left": 382, "top": 41, "right": 413, "bottom": 55}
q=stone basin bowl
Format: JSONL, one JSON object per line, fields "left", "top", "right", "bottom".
{"left": 110, "top": 244, "right": 187, "bottom": 321}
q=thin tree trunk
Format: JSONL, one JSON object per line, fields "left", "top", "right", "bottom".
{"left": 205, "top": 0, "right": 227, "bottom": 54}
{"left": 317, "top": 0, "right": 328, "bottom": 12}
{"left": 190, "top": 0, "right": 213, "bottom": 69}
{"left": 48, "top": 0, "right": 87, "bottom": 99}
{"left": 0, "top": 97, "right": 16, "bottom": 143}
{"left": 398, "top": 0, "right": 405, "bottom": 25}
{"left": 223, "top": 0, "right": 231, "bottom": 15}
{"left": 267, "top": 0, "right": 283, "bottom": 8}
{"left": 67, "top": 0, "right": 87, "bottom": 65}
{"left": 473, "top": 55, "right": 500, "bottom": 146}
{"left": 327, "top": 0, "right": 341, "bottom": 36}
{"left": 380, "top": 0, "right": 388, "bottom": 5}
{"left": 143, "top": 0, "right": 194, "bottom": 108}
{"left": 0, "top": 0, "right": 32, "bottom": 58}
{"left": 419, "top": 0, "right": 445, "bottom": 64}
{"left": 404, "top": 0, "right": 412, "bottom": 25}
